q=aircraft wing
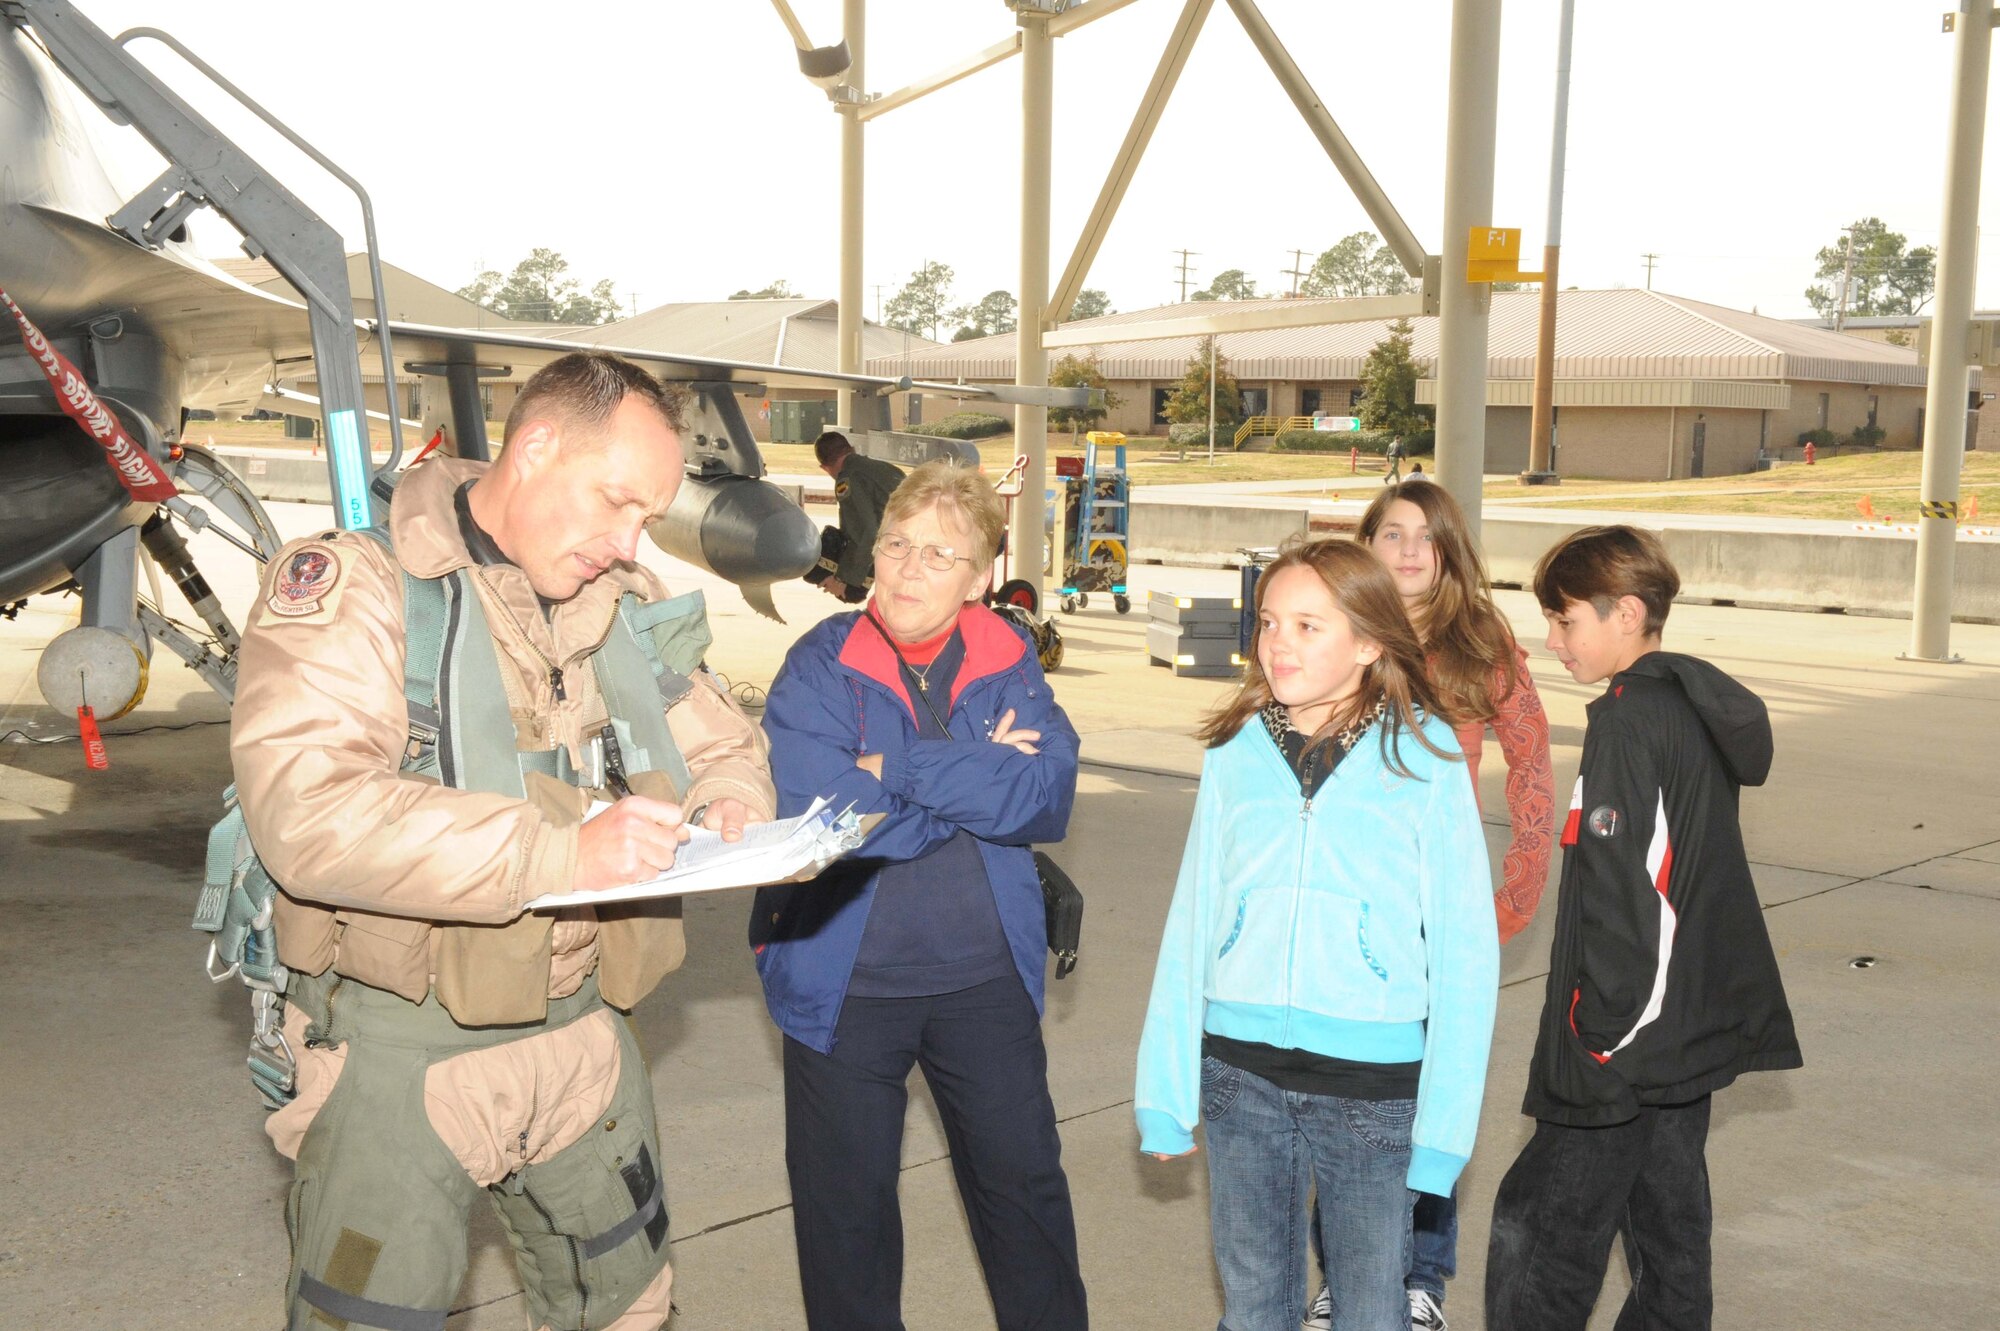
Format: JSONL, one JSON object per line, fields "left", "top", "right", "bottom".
{"left": 9, "top": 204, "right": 314, "bottom": 414}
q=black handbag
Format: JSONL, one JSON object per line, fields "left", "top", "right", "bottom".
{"left": 868, "top": 612, "right": 1083, "bottom": 978}
{"left": 1035, "top": 851, "right": 1082, "bottom": 979}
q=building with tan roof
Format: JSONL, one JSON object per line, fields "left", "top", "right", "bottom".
{"left": 877, "top": 289, "right": 1954, "bottom": 480}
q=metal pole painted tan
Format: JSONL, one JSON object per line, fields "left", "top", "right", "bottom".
{"left": 1226, "top": 0, "right": 1425, "bottom": 278}
{"left": 1908, "top": 0, "right": 1992, "bottom": 662}
{"left": 835, "top": 0, "right": 865, "bottom": 428}
{"left": 1435, "top": 0, "right": 1503, "bottom": 535}
{"left": 1525, "top": 0, "right": 1575, "bottom": 483}
{"left": 1014, "top": 10, "right": 1054, "bottom": 587}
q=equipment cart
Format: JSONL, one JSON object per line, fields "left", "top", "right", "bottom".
{"left": 1051, "top": 432, "right": 1132, "bottom": 615}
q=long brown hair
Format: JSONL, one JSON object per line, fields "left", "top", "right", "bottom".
{"left": 1195, "top": 538, "right": 1458, "bottom": 776}
{"left": 1356, "top": 481, "right": 1522, "bottom": 725}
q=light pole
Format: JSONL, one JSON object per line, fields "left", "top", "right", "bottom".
{"left": 1523, "top": 0, "right": 1575, "bottom": 485}
{"left": 1907, "top": 0, "right": 1992, "bottom": 662}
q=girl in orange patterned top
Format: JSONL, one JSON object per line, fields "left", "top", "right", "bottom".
{"left": 1302, "top": 480, "right": 1557, "bottom": 1331}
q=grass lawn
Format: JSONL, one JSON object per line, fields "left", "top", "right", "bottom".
{"left": 198, "top": 419, "right": 1995, "bottom": 523}
{"left": 1487, "top": 452, "right": 2000, "bottom": 523}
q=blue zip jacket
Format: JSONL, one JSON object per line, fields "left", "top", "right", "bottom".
{"left": 750, "top": 604, "right": 1079, "bottom": 1052}
{"left": 1134, "top": 711, "right": 1499, "bottom": 1196}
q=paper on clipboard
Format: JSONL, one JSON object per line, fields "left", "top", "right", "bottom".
{"left": 524, "top": 797, "right": 880, "bottom": 910}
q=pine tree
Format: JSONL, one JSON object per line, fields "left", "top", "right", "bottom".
{"left": 1357, "top": 318, "right": 1431, "bottom": 436}
{"left": 1163, "top": 336, "right": 1242, "bottom": 440}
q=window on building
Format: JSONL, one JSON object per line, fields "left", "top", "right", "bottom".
{"left": 1301, "top": 388, "right": 1322, "bottom": 416}
{"left": 1151, "top": 387, "right": 1171, "bottom": 426}
{"left": 1818, "top": 392, "right": 1830, "bottom": 430}
{"left": 1349, "top": 387, "right": 1366, "bottom": 410}
{"left": 1241, "top": 387, "right": 1269, "bottom": 417}
{"left": 481, "top": 384, "right": 496, "bottom": 420}
{"left": 1867, "top": 394, "right": 1880, "bottom": 428}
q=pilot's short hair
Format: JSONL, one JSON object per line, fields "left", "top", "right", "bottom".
{"left": 1533, "top": 524, "right": 1680, "bottom": 636}
{"left": 813, "top": 430, "right": 854, "bottom": 468}
{"left": 882, "top": 460, "right": 1006, "bottom": 564}
{"left": 502, "top": 351, "right": 689, "bottom": 450}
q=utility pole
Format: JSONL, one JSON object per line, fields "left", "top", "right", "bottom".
{"left": 872, "top": 282, "right": 886, "bottom": 324}
{"left": 1908, "top": 0, "right": 1992, "bottom": 663}
{"left": 1641, "top": 252, "right": 1659, "bottom": 289}
{"left": 1836, "top": 224, "right": 1858, "bottom": 331}
{"left": 1207, "top": 336, "right": 1217, "bottom": 463}
{"left": 1523, "top": 0, "right": 1575, "bottom": 485}
{"left": 1173, "top": 249, "right": 1199, "bottom": 301}
{"left": 1283, "top": 247, "right": 1310, "bottom": 297}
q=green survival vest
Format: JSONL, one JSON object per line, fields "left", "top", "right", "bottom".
{"left": 196, "top": 527, "right": 715, "bottom": 1107}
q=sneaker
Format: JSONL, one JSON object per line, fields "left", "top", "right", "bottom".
{"left": 1408, "top": 1288, "right": 1448, "bottom": 1331}
{"left": 1301, "top": 1283, "right": 1332, "bottom": 1331}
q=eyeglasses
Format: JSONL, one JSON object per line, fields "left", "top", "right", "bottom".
{"left": 875, "top": 534, "right": 976, "bottom": 573}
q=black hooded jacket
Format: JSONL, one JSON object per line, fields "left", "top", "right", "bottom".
{"left": 1522, "top": 651, "right": 1803, "bottom": 1127}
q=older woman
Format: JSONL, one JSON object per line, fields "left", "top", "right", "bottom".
{"left": 752, "top": 460, "right": 1087, "bottom": 1330}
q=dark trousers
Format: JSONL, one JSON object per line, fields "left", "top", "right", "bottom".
{"left": 1485, "top": 1096, "right": 1713, "bottom": 1331}
{"left": 781, "top": 975, "right": 1088, "bottom": 1331}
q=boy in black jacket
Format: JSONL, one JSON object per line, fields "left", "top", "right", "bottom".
{"left": 1486, "top": 526, "right": 1801, "bottom": 1331}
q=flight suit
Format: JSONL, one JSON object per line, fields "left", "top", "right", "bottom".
{"left": 830, "top": 453, "right": 905, "bottom": 592}
{"left": 232, "top": 456, "right": 774, "bottom": 1331}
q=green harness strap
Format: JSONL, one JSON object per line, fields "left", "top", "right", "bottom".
{"left": 198, "top": 524, "right": 706, "bottom": 1107}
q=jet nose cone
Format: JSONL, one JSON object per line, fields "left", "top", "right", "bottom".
{"left": 696, "top": 478, "right": 821, "bottom": 583}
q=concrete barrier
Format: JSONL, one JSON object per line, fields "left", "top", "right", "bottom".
{"left": 1128, "top": 503, "right": 1308, "bottom": 563}
{"left": 214, "top": 446, "right": 391, "bottom": 506}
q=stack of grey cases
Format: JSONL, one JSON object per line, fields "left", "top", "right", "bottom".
{"left": 1145, "top": 591, "right": 1242, "bottom": 678}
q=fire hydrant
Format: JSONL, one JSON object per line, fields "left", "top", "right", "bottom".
{"left": 1804, "top": 441, "right": 1817, "bottom": 466}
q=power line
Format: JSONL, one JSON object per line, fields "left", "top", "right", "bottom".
{"left": 1173, "top": 249, "right": 1200, "bottom": 302}
{"left": 1641, "top": 252, "right": 1660, "bottom": 289}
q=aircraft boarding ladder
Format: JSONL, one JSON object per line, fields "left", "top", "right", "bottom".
{"left": 3, "top": 0, "right": 401, "bottom": 530}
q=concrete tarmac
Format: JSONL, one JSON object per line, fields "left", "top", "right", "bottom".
{"left": 2, "top": 500, "right": 1995, "bottom": 1329}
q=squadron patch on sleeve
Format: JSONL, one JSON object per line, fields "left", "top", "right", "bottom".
{"left": 1587, "top": 805, "right": 1622, "bottom": 839}
{"left": 266, "top": 543, "right": 344, "bottom": 619}
{"left": 835, "top": 482, "right": 851, "bottom": 498}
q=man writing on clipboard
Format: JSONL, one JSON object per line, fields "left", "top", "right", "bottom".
{"left": 230, "top": 352, "right": 775, "bottom": 1331}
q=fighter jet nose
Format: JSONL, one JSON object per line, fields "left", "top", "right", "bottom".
{"left": 647, "top": 476, "right": 821, "bottom": 585}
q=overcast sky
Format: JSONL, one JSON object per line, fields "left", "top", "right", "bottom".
{"left": 64, "top": 0, "right": 2000, "bottom": 323}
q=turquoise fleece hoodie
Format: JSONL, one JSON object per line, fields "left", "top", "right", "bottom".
{"left": 1133, "top": 712, "right": 1499, "bottom": 1196}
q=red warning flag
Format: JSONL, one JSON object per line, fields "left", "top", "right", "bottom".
{"left": 1, "top": 287, "right": 178, "bottom": 504}
{"left": 77, "top": 705, "right": 109, "bottom": 771}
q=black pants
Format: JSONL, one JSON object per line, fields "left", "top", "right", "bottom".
{"left": 1485, "top": 1096, "right": 1713, "bottom": 1331}
{"left": 782, "top": 975, "right": 1089, "bottom": 1331}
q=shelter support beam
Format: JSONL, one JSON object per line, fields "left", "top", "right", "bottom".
{"left": 1434, "top": 0, "right": 1503, "bottom": 535}
{"left": 1014, "top": 8, "right": 1054, "bottom": 587}
{"left": 1908, "top": 0, "right": 1992, "bottom": 662}
{"left": 1225, "top": 0, "right": 1426, "bottom": 278}
{"left": 1048, "top": 0, "right": 1213, "bottom": 325}
{"left": 836, "top": 0, "right": 866, "bottom": 429}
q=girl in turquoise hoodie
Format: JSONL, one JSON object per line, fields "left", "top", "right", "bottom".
{"left": 1135, "top": 539, "right": 1499, "bottom": 1331}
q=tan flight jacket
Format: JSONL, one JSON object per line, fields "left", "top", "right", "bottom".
{"left": 230, "top": 456, "right": 775, "bottom": 1024}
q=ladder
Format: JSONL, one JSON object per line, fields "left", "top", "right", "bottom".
{"left": 3, "top": 0, "right": 402, "bottom": 530}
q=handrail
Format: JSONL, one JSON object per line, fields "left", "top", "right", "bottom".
{"left": 115, "top": 26, "right": 406, "bottom": 471}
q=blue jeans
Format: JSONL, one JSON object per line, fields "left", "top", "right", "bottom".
{"left": 1485, "top": 1097, "right": 1713, "bottom": 1331}
{"left": 1408, "top": 1187, "right": 1457, "bottom": 1298}
{"left": 1201, "top": 1057, "right": 1415, "bottom": 1331}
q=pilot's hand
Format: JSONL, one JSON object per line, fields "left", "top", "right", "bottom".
{"left": 823, "top": 578, "right": 849, "bottom": 599}
{"left": 574, "top": 796, "right": 691, "bottom": 893}
{"left": 699, "top": 797, "right": 755, "bottom": 843}
{"left": 855, "top": 751, "right": 885, "bottom": 780}
{"left": 990, "top": 708, "right": 1041, "bottom": 756}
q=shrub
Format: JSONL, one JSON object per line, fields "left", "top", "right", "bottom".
{"left": 1277, "top": 429, "right": 1373, "bottom": 453}
{"left": 1797, "top": 427, "right": 1837, "bottom": 447}
{"left": 1844, "top": 423, "right": 1886, "bottom": 447}
{"left": 904, "top": 411, "right": 1010, "bottom": 440}
{"left": 1168, "top": 421, "right": 1236, "bottom": 447}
